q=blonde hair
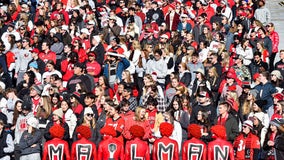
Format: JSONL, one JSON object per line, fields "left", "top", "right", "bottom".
{"left": 134, "top": 106, "right": 146, "bottom": 121}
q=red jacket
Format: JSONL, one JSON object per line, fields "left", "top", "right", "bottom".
{"left": 43, "top": 138, "right": 70, "bottom": 160}
{"left": 61, "top": 60, "right": 74, "bottom": 81}
{"left": 50, "top": 10, "right": 70, "bottom": 25}
{"left": 233, "top": 133, "right": 260, "bottom": 160}
{"left": 208, "top": 138, "right": 235, "bottom": 160}
{"left": 73, "top": 48, "right": 87, "bottom": 63}
{"left": 71, "top": 137, "right": 97, "bottom": 160}
{"left": 182, "top": 137, "right": 207, "bottom": 160}
{"left": 86, "top": 60, "right": 101, "bottom": 83}
{"left": 165, "top": 12, "right": 180, "bottom": 31}
{"left": 122, "top": 117, "right": 152, "bottom": 141}
{"left": 98, "top": 136, "right": 124, "bottom": 160}
{"left": 105, "top": 116, "right": 125, "bottom": 143}
{"left": 152, "top": 136, "right": 179, "bottom": 160}
{"left": 125, "top": 138, "right": 150, "bottom": 160}
{"left": 269, "top": 31, "right": 280, "bottom": 53}
{"left": 39, "top": 50, "right": 56, "bottom": 64}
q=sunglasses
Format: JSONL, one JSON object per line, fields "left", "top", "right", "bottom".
{"left": 242, "top": 125, "right": 249, "bottom": 129}
{"left": 87, "top": 113, "right": 94, "bottom": 117}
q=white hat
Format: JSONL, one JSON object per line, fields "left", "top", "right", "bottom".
{"left": 87, "top": 20, "right": 96, "bottom": 25}
{"left": 93, "top": 35, "right": 101, "bottom": 42}
{"left": 160, "top": 34, "right": 169, "bottom": 39}
{"left": 180, "top": 14, "right": 188, "bottom": 18}
{"left": 61, "top": 25, "right": 68, "bottom": 31}
{"left": 81, "top": 28, "right": 90, "bottom": 35}
{"left": 243, "top": 120, "right": 253, "bottom": 130}
{"left": 0, "top": 81, "right": 5, "bottom": 90}
{"left": 53, "top": 108, "right": 64, "bottom": 119}
{"left": 194, "top": 68, "right": 205, "bottom": 75}
{"left": 27, "top": 117, "right": 39, "bottom": 129}
{"left": 106, "top": 52, "right": 125, "bottom": 58}
{"left": 84, "top": 107, "right": 94, "bottom": 115}
{"left": 253, "top": 112, "right": 264, "bottom": 124}
{"left": 50, "top": 28, "right": 57, "bottom": 34}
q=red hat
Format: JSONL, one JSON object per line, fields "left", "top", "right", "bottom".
{"left": 253, "top": 73, "right": 260, "bottom": 81}
{"left": 274, "top": 93, "right": 284, "bottom": 101}
{"left": 187, "top": 124, "right": 201, "bottom": 139}
{"left": 169, "top": 3, "right": 176, "bottom": 9}
{"left": 226, "top": 70, "right": 237, "bottom": 80}
{"left": 185, "top": 1, "right": 192, "bottom": 6}
{"left": 129, "top": 125, "right": 145, "bottom": 138}
{"left": 198, "top": 91, "right": 210, "bottom": 98}
{"left": 49, "top": 124, "right": 65, "bottom": 139}
{"left": 100, "top": 126, "right": 117, "bottom": 137}
{"left": 211, "top": 125, "right": 227, "bottom": 140}
{"left": 227, "top": 85, "right": 236, "bottom": 91}
{"left": 76, "top": 125, "right": 91, "bottom": 139}
{"left": 30, "top": 48, "right": 40, "bottom": 54}
{"left": 88, "top": 51, "right": 96, "bottom": 57}
{"left": 239, "top": 12, "right": 247, "bottom": 17}
{"left": 160, "top": 122, "right": 174, "bottom": 137}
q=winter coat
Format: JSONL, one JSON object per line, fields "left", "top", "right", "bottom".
{"left": 19, "top": 129, "right": 42, "bottom": 155}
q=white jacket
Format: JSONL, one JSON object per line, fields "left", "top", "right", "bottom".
{"left": 64, "top": 109, "right": 77, "bottom": 139}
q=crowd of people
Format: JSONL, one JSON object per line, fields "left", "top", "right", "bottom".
{"left": 0, "top": 0, "right": 284, "bottom": 159}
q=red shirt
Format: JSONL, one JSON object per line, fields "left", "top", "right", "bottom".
{"left": 122, "top": 117, "right": 152, "bottom": 140}
{"left": 208, "top": 138, "right": 235, "bottom": 160}
{"left": 105, "top": 116, "right": 125, "bottom": 143}
{"left": 71, "top": 137, "right": 97, "bottom": 160}
{"left": 61, "top": 60, "right": 74, "bottom": 81}
{"left": 43, "top": 138, "right": 70, "bottom": 160}
{"left": 98, "top": 137, "right": 124, "bottom": 160}
{"left": 86, "top": 60, "right": 101, "bottom": 83}
{"left": 182, "top": 137, "right": 207, "bottom": 160}
{"left": 153, "top": 136, "right": 179, "bottom": 160}
{"left": 125, "top": 138, "right": 150, "bottom": 160}
{"left": 39, "top": 50, "right": 56, "bottom": 64}
{"left": 233, "top": 133, "right": 260, "bottom": 160}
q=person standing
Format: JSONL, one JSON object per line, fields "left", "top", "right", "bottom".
{"left": 182, "top": 124, "right": 207, "bottom": 160}
{"left": 208, "top": 125, "right": 235, "bottom": 160}
{"left": 42, "top": 124, "right": 70, "bottom": 160}
{"left": 233, "top": 120, "right": 261, "bottom": 160}
{"left": 71, "top": 125, "right": 97, "bottom": 160}
{"left": 152, "top": 122, "right": 179, "bottom": 160}
{"left": 267, "top": 23, "right": 279, "bottom": 71}
{"left": 0, "top": 119, "right": 14, "bottom": 160}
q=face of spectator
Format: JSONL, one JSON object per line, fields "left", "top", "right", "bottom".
{"left": 172, "top": 101, "right": 179, "bottom": 110}
{"left": 84, "top": 97, "right": 94, "bottom": 106}
{"left": 42, "top": 42, "right": 48, "bottom": 51}
{"left": 22, "top": 40, "right": 29, "bottom": 48}
{"left": 154, "top": 52, "right": 161, "bottom": 61}
{"left": 218, "top": 104, "right": 228, "bottom": 115}
{"left": 73, "top": 66, "right": 82, "bottom": 75}
{"left": 242, "top": 125, "right": 250, "bottom": 134}
{"left": 61, "top": 101, "right": 69, "bottom": 112}
{"left": 108, "top": 107, "right": 118, "bottom": 117}
{"left": 139, "top": 108, "right": 146, "bottom": 119}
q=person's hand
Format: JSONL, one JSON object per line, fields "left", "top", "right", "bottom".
{"left": 14, "top": 73, "right": 18, "bottom": 78}
{"left": 268, "top": 140, "right": 275, "bottom": 146}
{"left": 28, "top": 126, "right": 33, "bottom": 133}
{"left": 31, "top": 144, "right": 37, "bottom": 148}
